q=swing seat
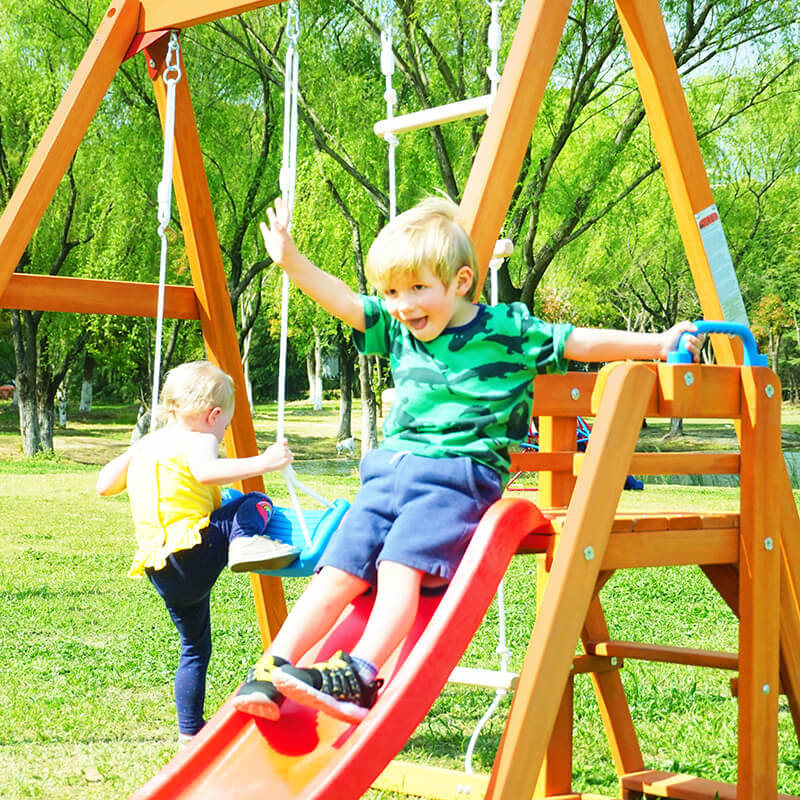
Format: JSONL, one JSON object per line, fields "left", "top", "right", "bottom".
{"left": 255, "top": 498, "right": 350, "bottom": 577}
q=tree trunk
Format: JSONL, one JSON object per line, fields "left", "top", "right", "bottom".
{"left": 668, "top": 417, "right": 684, "bottom": 437}
{"left": 359, "top": 353, "right": 379, "bottom": 454}
{"left": 13, "top": 310, "right": 43, "bottom": 457}
{"left": 307, "top": 328, "right": 323, "bottom": 411}
{"left": 242, "top": 321, "right": 254, "bottom": 412}
{"left": 337, "top": 326, "right": 353, "bottom": 441}
{"left": 57, "top": 383, "right": 68, "bottom": 426}
{"left": 306, "top": 353, "right": 314, "bottom": 404}
{"left": 79, "top": 354, "right": 94, "bottom": 412}
{"left": 314, "top": 332, "right": 323, "bottom": 411}
{"left": 38, "top": 390, "right": 55, "bottom": 451}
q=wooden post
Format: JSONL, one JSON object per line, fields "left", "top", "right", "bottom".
{"left": 737, "top": 366, "right": 782, "bottom": 798}
{"left": 614, "top": 0, "right": 740, "bottom": 367}
{"left": 146, "top": 37, "right": 287, "bottom": 642}
{"left": 457, "top": 0, "right": 573, "bottom": 291}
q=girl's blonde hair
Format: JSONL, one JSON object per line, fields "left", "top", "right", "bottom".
{"left": 160, "top": 360, "right": 235, "bottom": 421}
{"left": 365, "top": 197, "right": 479, "bottom": 298}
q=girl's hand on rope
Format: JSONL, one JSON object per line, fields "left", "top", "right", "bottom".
{"left": 260, "top": 197, "right": 299, "bottom": 270}
{"left": 262, "top": 438, "right": 294, "bottom": 473}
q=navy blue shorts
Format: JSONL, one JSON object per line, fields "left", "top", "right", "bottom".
{"left": 317, "top": 449, "right": 503, "bottom": 586}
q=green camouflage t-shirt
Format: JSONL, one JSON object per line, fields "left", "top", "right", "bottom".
{"left": 353, "top": 295, "right": 574, "bottom": 482}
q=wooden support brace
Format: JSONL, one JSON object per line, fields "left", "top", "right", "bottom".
{"left": 485, "top": 363, "right": 655, "bottom": 800}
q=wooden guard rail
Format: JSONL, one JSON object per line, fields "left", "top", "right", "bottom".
{"left": 483, "top": 360, "right": 800, "bottom": 800}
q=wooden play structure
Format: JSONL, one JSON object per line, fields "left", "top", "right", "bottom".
{"left": 2, "top": 0, "right": 799, "bottom": 798}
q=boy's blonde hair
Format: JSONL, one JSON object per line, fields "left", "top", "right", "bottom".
{"left": 160, "top": 360, "right": 235, "bottom": 421}
{"left": 365, "top": 197, "right": 479, "bottom": 298}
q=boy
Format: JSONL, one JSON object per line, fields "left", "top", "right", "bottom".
{"left": 233, "top": 196, "right": 701, "bottom": 725}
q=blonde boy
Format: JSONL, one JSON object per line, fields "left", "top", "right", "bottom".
{"left": 234, "top": 197, "right": 701, "bottom": 724}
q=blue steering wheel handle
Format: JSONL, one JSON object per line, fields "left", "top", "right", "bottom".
{"left": 667, "top": 320, "right": 767, "bottom": 366}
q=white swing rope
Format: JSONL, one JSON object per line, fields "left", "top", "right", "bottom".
{"left": 149, "top": 31, "right": 182, "bottom": 433}
{"left": 276, "top": 0, "right": 333, "bottom": 548}
{"left": 486, "top": 0, "right": 505, "bottom": 101}
{"left": 374, "top": 6, "right": 517, "bottom": 767}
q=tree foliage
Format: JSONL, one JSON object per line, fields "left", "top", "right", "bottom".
{"left": 1, "top": 0, "right": 799, "bottom": 457}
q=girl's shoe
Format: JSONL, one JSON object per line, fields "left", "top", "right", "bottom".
{"left": 228, "top": 536, "right": 299, "bottom": 572}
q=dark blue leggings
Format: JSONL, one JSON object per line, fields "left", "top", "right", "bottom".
{"left": 145, "top": 491, "right": 271, "bottom": 735}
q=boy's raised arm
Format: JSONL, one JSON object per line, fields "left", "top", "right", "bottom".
{"left": 260, "top": 198, "right": 366, "bottom": 332}
{"left": 564, "top": 321, "right": 701, "bottom": 363}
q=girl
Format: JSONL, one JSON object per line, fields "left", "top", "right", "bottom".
{"left": 97, "top": 360, "right": 295, "bottom": 743}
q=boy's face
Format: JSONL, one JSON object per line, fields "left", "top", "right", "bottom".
{"left": 381, "top": 265, "right": 475, "bottom": 341}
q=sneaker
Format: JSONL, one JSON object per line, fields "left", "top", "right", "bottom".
{"left": 272, "top": 650, "right": 383, "bottom": 724}
{"left": 228, "top": 535, "right": 300, "bottom": 572}
{"left": 232, "top": 653, "right": 288, "bottom": 720}
{"left": 177, "top": 732, "right": 194, "bottom": 750}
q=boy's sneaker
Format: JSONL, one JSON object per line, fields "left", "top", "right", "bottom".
{"left": 228, "top": 535, "right": 300, "bottom": 572}
{"left": 232, "top": 654, "right": 288, "bottom": 720}
{"left": 272, "top": 650, "right": 383, "bottom": 724}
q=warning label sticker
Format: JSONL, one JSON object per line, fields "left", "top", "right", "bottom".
{"left": 695, "top": 204, "right": 748, "bottom": 325}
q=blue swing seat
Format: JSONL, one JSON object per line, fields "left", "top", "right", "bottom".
{"left": 255, "top": 498, "right": 350, "bottom": 577}
{"left": 220, "top": 489, "right": 350, "bottom": 577}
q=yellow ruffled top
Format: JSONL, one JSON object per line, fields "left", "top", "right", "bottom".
{"left": 126, "top": 429, "right": 221, "bottom": 577}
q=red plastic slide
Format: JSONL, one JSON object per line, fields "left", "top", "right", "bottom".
{"left": 131, "top": 497, "right": 550, "bottom": 800}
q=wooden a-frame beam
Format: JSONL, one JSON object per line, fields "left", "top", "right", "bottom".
{"left": 0, "top": 0, "right": 138, "bottom": 297}
{"left": 457, "top": 0, "right": 572, "bottom": 295}
{"left": 137, "top": 0, "right": 284, "bottom": 34}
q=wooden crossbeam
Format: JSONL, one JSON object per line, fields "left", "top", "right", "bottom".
{"left": 137, "top": 0, "right": 283, "bottom": 34}
{"left": 586, "top": 640, "right": 738, "bottom": 670}
{"left": 0, "top": 273, "right": 199, "bottom": 319}
{"left": 510, "top": 451, "right": 741, "bottom": 477}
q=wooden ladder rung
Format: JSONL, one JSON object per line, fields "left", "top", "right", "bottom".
{"left": 587, "top": 640, "right": 737, "bottom": 670}
{"left": 541, "top": 510, "right": 739, "bottom": 533}
{"left": 448, "top": 666, "right": 518, "bottom": 691}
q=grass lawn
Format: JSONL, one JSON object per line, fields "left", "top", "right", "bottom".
{"left": 1, "top": 398, "right": 799, "bottom": 798}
